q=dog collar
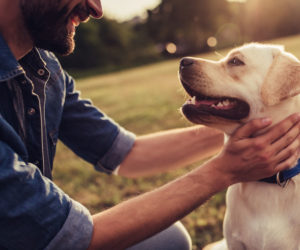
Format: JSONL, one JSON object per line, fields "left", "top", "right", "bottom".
{"left": 260, "top": 159, "right": 300, "bottom": 187}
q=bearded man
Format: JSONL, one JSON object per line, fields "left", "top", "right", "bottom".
{"left": 1, "top": 1, "right": 300, "bottom": 249}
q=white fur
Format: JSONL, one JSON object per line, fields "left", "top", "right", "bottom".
{"left": 180, "top": 43, "right": 300, "bottom": 250}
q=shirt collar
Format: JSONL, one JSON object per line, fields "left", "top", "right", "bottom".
{"left": 0, "top": 32, "right": 49, "bottom": 82}
{"left": 19, "top": 47, "right": 47, "bottom": 76}
{"left": 0, "top": 33, "right": 24, "bottom": 82}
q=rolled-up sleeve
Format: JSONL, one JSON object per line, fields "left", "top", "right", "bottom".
{"left": 0, "top": 141, "right": 93, "bottom": 250}
{"left": 59, "top": 73, "right": 136, "bottom": 174}
{"left": 96, "top": 127, "right": 135, "bottom": 174}
{"left": 45, "top": 200, "right": 93, "bottom": 250}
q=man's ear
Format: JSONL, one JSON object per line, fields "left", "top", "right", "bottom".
{"left": 261, "top": 53, "right": 300, "bottom": 106}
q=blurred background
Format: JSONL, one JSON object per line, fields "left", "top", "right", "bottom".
{"left": 59, "top": 0, "right": 300, "bottom": 76}
{"left": 53, "top": 0, "right": 300, "bottom": 249}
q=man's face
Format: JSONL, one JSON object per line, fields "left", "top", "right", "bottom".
{"left": 20, "top": 0, "right": 102, "bottom": 55}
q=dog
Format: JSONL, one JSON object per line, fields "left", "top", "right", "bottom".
{"left": 179, "top": 43, "right": 300, "bottom": 250}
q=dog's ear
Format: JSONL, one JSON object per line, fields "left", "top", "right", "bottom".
{"left": 261, "top": 52, "right": 300, "bottom": 106}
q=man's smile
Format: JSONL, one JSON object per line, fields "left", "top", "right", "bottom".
{"left": 68, "top": 15, "right": 80, "bottom": 33}
{"left": 67, "top": 3, "right": 91, "bottom": 33}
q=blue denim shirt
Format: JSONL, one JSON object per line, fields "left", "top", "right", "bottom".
{"left": 0, "top": 33, "right": 135, "bottom": 249}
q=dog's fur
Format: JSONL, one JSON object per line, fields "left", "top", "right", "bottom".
{"left": 179, "top": 43, "right": 300, "bottom": 250}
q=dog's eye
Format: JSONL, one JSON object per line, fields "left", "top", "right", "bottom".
{"left": 228, "top": 57, "right": 245, "bottom": 66}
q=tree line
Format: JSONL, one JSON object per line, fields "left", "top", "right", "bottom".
{"left": 58, "top": 0, "right": 300, "bottom": 73}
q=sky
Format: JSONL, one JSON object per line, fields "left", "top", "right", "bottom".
{"left": 101, "top": 0, "right": 162, "bottom": 21}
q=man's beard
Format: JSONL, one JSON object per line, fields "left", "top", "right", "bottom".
{"left": 20, "top": 1, "right": 87, "bottom": 56}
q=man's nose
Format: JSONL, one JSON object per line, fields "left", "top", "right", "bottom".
{"left": 87, "top": 0, "right": 103, "bottom": 19}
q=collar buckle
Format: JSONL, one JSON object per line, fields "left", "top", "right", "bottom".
{"left": 276, "top": 172, "right": 289, "bottom": 188}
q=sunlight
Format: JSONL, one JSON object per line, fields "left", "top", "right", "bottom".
{"left": 102, "top": 0, "right": 161, "bottom": 21}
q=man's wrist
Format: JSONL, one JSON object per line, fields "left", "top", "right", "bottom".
{"left": 199, "top": 157, "right": 235, "bottom": 192}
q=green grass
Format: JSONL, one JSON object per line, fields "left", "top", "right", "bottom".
{"left": 53, "top": 34, "right": 300, "bottom": 249}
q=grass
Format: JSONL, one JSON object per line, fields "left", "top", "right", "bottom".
{"left": 52, "top": 34, "right": 300, "bottom": 249}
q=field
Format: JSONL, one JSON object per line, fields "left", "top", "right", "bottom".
{"left": 53, "top": 35, "right": 300, "bottom": 249}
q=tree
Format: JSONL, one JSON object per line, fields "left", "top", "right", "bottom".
{"left": 58, "top": 18, "right": 160, "bottom": 72}
{"left": 146, "top": 0, "right": 232, "bottom": 55}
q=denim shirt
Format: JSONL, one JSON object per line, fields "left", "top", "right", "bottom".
{"left": 0, "top": 34, "right": 135, "bottom": 250}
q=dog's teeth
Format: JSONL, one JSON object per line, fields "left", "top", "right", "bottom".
{"left": 191, "top": 96, "right": 196, "bottom": 105}
{"left": 217, "top": 102, "right": 223, "bottom": 107}
{"left": 223, "top": 99, "right": 230, "bottom": 106}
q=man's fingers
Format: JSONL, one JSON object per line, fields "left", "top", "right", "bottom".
{"left": 273, "top": 134, "right": 300, "bottom": 165}
{"left": 233, "top": 117, "right": 272, "bottom": 140}
{"left": 275, "top": 148, "right": 300, "bottom": 173}
{"left": 269, "top": 121, "right": 300, "bottom": 156}
{"left": 262, "top": 113, "right": 300, "bottom": 144}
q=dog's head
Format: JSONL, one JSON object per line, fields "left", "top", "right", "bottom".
{"left": 179, "top": 43, "right": 300, "bottom": 135}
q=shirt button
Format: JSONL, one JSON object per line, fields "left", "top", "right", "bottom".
{"left": 21, "top": 80, "right": 27, "bottom": 85}
{"left": 27, "top": 108, "right": 36, "bottom": 116}
{"left": 37, "top": 69, "right": 45, "bottom": 76}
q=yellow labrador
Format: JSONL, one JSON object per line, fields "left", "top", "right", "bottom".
{"left": 179, "top": 43, "right": 300, "bottom": 250}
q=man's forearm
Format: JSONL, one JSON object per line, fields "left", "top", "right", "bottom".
{"left": 88, "top": 114, "right": 300, "bottom": 250}
{"left": 119, "top": 126, "right": 224, "bottom": 177}
{"left": 88, "top": 158, "right": 230, "bottom": 250}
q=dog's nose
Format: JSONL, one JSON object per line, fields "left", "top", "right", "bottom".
{"left": 180, "top": 57, "right": 194, "bottom": 68}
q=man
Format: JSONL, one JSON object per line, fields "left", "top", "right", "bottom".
{"left": 0, "top": 0, "right": 300, "bottom": 249}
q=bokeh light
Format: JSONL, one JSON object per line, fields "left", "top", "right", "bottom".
{"left": 166, "top": 42, "right": 177, "bottom": 54}
{"left": 207, "top": 37, "right": 218, "bottom": 47}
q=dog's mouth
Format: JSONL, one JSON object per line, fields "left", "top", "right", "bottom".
{"left": 181, "top": 81, "right": 250, "bottom": 124}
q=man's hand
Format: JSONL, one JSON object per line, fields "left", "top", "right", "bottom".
{"left": 213, "top": 113, "right": 300, "bottom": 184}
{"left": 87, "top": 114, "right": 300, "bottom": 250}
